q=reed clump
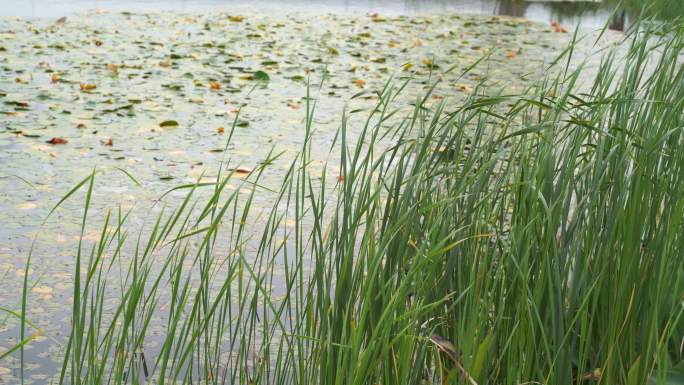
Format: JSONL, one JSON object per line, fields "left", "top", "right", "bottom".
{"left": 8, "top": 20, "right": 684, "bottom": 385}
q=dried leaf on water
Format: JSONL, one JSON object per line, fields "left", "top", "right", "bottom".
{"left": 79, "top": 82, "right": 96, "bottom": 91}
{"left": 551, "top": 21, "right": 568, "bottom": 33}
{"left": 47, "top": 137, "right": 68, "bottom": 144}
{"left": 233, "top": 167, "right": 252, "bottom": 175}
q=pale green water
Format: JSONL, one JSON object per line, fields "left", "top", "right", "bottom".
{"left": 0, "top": 0, "right": 639, "bottom": 30}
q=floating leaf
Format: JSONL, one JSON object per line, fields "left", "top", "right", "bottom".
{"left": 79, "top": 82, "right": 96, "bottom": 91}
{"left": 162, "top": 83, "right": 183, "bottom": 91}
{"left": 354, "top": 79, "right": 366, "bottom": 88}
{"left": 551, "top": 21, "right": 568, "bottom": 33}
{"left": 233, "top": 167, "right": 252, "bottom": 174}
{"left": 16, "top": 202, "right": 38, "bottom": 210}
{"left": 159, "top": 120, "right": 179, "bottom": 128}
{"left": 47, "top": 137, "right": 68, "bottom": 144}
{"left": 253, "top": 70, "right": 270, "bottom": 82}
{"left": 5, "top": 100, "right": 29, "bottom": 107}
{"left": 370, "top": 13, "right": 385, "bottom": 22}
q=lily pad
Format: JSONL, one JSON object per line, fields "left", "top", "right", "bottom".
{"left": 159, "top": 120, "right": 179, "bottom": 128}
{"left": 253, "top": 70, "right": 270, "bottom": 82}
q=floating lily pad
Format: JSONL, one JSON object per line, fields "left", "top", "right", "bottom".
{"left": 159, "top": 120, "right": 179, "bottom": 128}
{"left": 253, "top": 71, "right": 270, "bottom": 82}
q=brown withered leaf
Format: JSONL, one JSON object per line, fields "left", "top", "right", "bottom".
{"left": 47, "top": 137, "right": 68, "bottom": 145}
{"left": 429, "top": 334, "right": 478, "bottom": 385}
{"left": 234, "top": 167, "right": 252, "bottom": 175}
{"left": 551, "top": 21, "right": 568, "bottom": 33}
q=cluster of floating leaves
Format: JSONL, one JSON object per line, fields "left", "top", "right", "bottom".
{"left": 0, "top": 9, "right": 578, "bottom": 383}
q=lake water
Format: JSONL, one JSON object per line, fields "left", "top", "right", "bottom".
{"left": 2, "top": 0, "right": 632, "bottom": 30}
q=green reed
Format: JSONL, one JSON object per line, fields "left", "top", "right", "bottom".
{"left": 5, "top": 18, "right": 684, "bottom": 385}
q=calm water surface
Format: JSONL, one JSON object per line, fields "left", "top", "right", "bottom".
{"left": 1, "top": 0, "right": 631, "bottom": 30}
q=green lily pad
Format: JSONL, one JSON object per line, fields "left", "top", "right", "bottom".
{"left": 159, "top": 120, "right": 179, "bottom": 128}
{"left": 253, "top": 70, "right": 270, "bottom": 82}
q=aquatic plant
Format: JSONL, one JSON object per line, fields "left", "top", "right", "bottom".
{"left": 7, "top": 18, "right": 684, "bottom": 385}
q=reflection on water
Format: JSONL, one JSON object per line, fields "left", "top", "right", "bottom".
{"left": 1, "top": 0, "right": 672, "bottom": 31}
{"left": 494, "top": 1, "right": 627, "bottom": 31}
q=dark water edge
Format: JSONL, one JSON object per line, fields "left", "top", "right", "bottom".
{"left": 1, "top": 0, "right": 679, "bottom": 31}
